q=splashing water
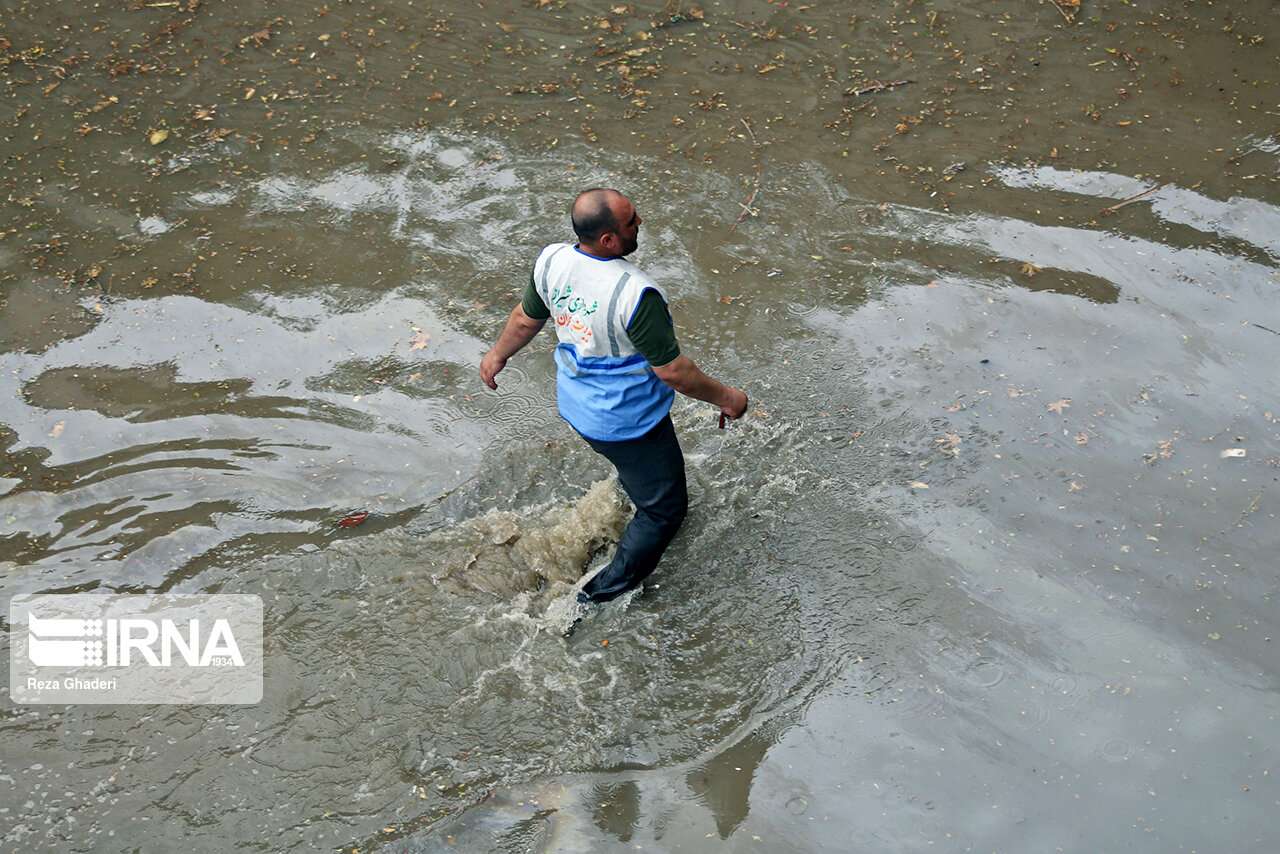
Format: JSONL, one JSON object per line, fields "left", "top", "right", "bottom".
{"left": 417, "top": 478, "right": 626, "bottom": 603}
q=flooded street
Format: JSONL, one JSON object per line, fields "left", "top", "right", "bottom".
{"left": 2, "top": 0, "right": 1278, "bottom": 851}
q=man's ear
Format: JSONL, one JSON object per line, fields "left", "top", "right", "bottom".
{"left": 599, "top": 232, "right": 618, "bottom": 252}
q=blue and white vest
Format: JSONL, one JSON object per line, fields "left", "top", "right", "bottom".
{"left": 533, "top": 243, "right": 675, "bottom": 441}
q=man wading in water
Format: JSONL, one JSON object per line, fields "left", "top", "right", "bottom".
{"left": 480, "top": 188, "right": 749, "bottom": 604}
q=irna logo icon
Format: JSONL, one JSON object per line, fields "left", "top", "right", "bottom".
{"left": 26, "top": 613, "right": 105, "bottom": 667}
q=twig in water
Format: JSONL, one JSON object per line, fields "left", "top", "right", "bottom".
{"left": 847, "top": 79, "right": 915, "bottom": 97}
{"left": 1221, "top": 490, "right": 1264, "bottom": 536}
{"left": 1049, "top": 1, "right": 1078, "bottom": 25}
{"left": 1248, "top": 321, "right": 1280, "bottom": 337}
{"left": 1099, "top": 182, "right": 1171, "bottom": 216}
{"left": 728, "top": 118, "right": 762, "bottom": 236}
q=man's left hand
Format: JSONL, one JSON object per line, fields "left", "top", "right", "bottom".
{"left": 480, "top": 350, "right": 506, "bottom": 390}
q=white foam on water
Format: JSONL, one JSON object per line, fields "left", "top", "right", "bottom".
{"left": 540, "top": 589, "right": 588, "bottom": 636}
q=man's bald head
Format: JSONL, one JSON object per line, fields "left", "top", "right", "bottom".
{"left": 571, "top": 188, "right": 626, "bottom": 243}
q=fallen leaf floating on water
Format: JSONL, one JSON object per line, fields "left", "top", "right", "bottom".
{"left": 1047, "top": 398, "right": 1071, "bottom": 414}
{"left": 149, "top": 128, "right": 169, "bottom": 145}
{"left": 409, "top": 330, "right": 431, "bottom": 351}
{"left": 338, "top": 511, "right": 369, "bottom": 528}
{"left": 1020, "top": 262, "right": 1043, "bottom": 277}
{"left": 49, "top": 421, "right": 66, "bottom": 440}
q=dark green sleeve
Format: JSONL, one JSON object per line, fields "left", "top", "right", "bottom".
{"left": 626, "top": 289, "right": 681, "bottom": 367}
{"left": 521, "top": 270, "right": 550, "bottom": 320}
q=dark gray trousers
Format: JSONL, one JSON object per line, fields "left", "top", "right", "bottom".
{"left": 579, "top": 415, "right": 688, "bottom": 603}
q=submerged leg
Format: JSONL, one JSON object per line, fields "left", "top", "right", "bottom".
{"left": 580, "top": 415, "right": 687, "bottom": 603}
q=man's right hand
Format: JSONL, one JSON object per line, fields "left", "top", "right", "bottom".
{"left": 720, "top": 387, "right": 749, "bottom": 420}
{"left": 653, "top": 355, "right": 750, "bottom": 420}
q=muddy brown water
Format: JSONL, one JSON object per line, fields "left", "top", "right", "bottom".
{"left": 2, "top": 1, "right": 1278, "bottom": 851}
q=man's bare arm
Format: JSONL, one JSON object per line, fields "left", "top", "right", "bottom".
{"left": 652, "top": 355, "right": 748, "bottom": 419}
{"left": 481, "top": 305, "right": 547, "bottom": 390}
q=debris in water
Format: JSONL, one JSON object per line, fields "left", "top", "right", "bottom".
{"left": 847, "top": 79, "right": 915, "bottom": 97}
{"left": 727, "top": 118, "right": 762, "bottom": 236}
{"left": 338, "top": 511, "right": 370, "bottom": 527}
{"left": 1100, "top": 182, "right": 1172, "bottom": 216}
